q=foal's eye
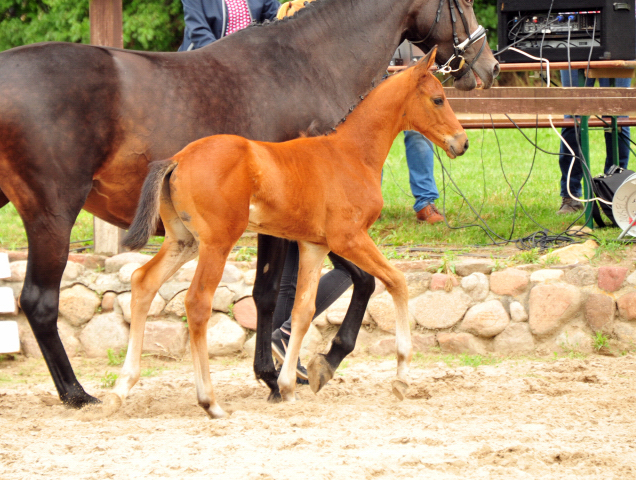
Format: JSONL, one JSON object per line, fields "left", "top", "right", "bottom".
{"left": 433, "top": 98, "right": 444, "bottom": 106}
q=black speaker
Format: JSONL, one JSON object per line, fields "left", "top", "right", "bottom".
{"left": 497, "top": 0, "right": 635, "bottom": 63}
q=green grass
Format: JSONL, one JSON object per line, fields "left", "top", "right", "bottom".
{"left": 0, "top": 128, "right": 628, "bottom": 251}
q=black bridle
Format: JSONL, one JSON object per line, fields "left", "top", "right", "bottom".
{"left": 412, "top": 0, "right": 487, "bottom": 79}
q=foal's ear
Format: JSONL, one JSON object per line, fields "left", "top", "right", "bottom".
{"left": 420, "top": 46, "right": 438, "bottom": 73}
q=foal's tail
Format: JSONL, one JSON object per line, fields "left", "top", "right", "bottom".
{"left": 122, "top": 159, "right": 177, "bottom": 251}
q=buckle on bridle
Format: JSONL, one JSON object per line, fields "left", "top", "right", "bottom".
{"left": 438, "top": 25, "right": 486, "bottom": 74}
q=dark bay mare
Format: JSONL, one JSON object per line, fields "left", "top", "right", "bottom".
{"left": 0, "top": 0, "right": 498, "bottom": 408}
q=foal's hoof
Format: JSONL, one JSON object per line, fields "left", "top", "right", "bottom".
{"left": 307, "top": 354, "right": 334, "bottom": 394}
{"left": 391, "top": 379, "right": 409, "bottom": 401}
{"left": 267, "top": 390, "right": 283, "bottom": 404}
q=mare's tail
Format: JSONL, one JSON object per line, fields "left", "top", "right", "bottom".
{"left": 122, "top": 159, "right": 177, "bottom": 251}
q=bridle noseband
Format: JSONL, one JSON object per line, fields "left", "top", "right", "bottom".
{"left": 412, "top": 0, "right": 487, "bottom": 77}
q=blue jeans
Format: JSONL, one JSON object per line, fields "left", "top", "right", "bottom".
{"left": 559, "top": 71, "right": 631, "bottom": 198}
{"left": 404, "top": 130, "right": 438, "bottom": 212}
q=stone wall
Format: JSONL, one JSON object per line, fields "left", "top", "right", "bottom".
{"left": 2, "top": 247, "right": 636, "bottom": 360}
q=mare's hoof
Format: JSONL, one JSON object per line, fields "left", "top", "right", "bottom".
{"left": 267, "top": 390, "right": 283, "bottom": 404}
{"left": 63, "top": 392, "right": 102, "bottom": 410}
{"left": 76, "top": 393, "right": 121, "bottom": 421}
{"left": 391, "top": 379, "right": 409, "bottom": 401}
{"left": 307, "top": 354, "right": 334, "bottom": 394}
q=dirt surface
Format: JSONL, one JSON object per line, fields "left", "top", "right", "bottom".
{"left": 1, "top": 354, "right": 636, "bottom": 479}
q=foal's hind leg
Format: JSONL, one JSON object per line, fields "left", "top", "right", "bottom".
{"left": 332, "top": 234, "right": 412, "bottom": 400}
{"left": 112, "top": 230, "right": 197, "bottom": 404}
{"left": 307, "top": 254, "right": 375, "bottom": 394}
{"left": 278, "top": 241, "right": 330, "bottom": 401}
{"left": 186, "top": 242, "right": 234, "bottom": 419}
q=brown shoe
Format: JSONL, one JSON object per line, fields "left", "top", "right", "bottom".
{"left": 556, "top": 197, "right": 584, "bottom": 215}
{"left": 416, "top": 204, "right": 445, "bottom": 224}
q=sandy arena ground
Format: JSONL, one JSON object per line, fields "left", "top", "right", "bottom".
{"left": 1, "top": 353, "right": 636, "bottom": 479}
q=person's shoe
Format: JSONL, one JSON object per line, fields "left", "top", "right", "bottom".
{"left": 271, "top": 329, "right": 309, "bottom": 383}
{"left": 416, "top": 203, "right": 445, "bottom": 224}
{"left": 556, "top": 197, "right": 584, "bottom": 215}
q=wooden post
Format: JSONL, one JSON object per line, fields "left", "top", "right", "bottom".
{"left": 90, "top": 0, "right": 124, "bottom": 254}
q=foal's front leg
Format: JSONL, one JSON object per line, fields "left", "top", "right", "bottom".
{"left": 278, "top": 241, "right": 330, "bottom": 401}
{"left": 333, "top": 234, "right": 412, "bottom": 400}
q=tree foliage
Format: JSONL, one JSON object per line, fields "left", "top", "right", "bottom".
{"left": 0, "top": 0, "right": 498, "bottom": 53}
{"left": 0, "top": 0, "right": 184, "bottom": 52}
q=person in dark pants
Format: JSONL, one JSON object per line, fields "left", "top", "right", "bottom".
{"left": 271, "top": 243, "right": 353, "bottom": 382}
{"left": 557, "top": 71, "right": 632, "bottom": 215}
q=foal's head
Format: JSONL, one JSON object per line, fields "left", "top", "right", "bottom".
{"left": 402, "top": 47, "right": 468, "bottom": 159}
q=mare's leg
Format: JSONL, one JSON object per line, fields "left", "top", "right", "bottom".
{"left": 9, "top": 178, "right": 97, "bottom": 408}
{"left": 332, "top": 235, "right": 412, "bottom": 400}
{"left": 278, "top": 241, "right": 329, "bottom": 401}
{"left": 307, "top": 253, "right": 376, "bottom": 393}
{"left": 252, "top": 234, "right": 290, "bottom": 402}
{"left": 186, "top": 242, "right": 233, "bottom": 419}
{"left": 112, "top": 232, "right": 197, "bottom": 402}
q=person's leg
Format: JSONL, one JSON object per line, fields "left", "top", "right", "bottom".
{"left": 557, "top": 70, "right": 584, "bottom": 214}
{"left": 404, "top": 130, "right": 443, "bottom": 223}
{"left": 272, "top": 243, "right": 353, "bottom": 382}
{"left": 600, "top": 77, "right": 631, "bottom": 172}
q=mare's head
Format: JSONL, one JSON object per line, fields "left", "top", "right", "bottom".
{"left": 402, "top": 47, "right": 468, "bottom": 159}
{"left": 405, "top": 0, "right": 499, "bottom": 90}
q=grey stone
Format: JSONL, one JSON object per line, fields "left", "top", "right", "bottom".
{"left": 101, "top": 291, "right": 117, "bottom": 312}
{"left": 243, "top": 269, "right": 257, "bottom": 286}
{"left": 459, "top": 300, "right": 510, "bottom": 338}
{"left": 565, "top": 265, "right": 597, "bottom": 287}
{"left": 617, "top": 291, "right": 636, "bottom": 321}
{"left": 410, "top": 290, "right": 473, "bottom": 330}
{"left": 207, "top": 315, "right": 247, "bottom": 357}
{"left": 366, "top": 293, "right": 409, "bottom": 333}
{"left": 626, "top": 270, "right": 636, "bottom": 286}
{"left": 58, "top": 320, "right": 81, "bottom": 357}
{"left": 437, "top": 332, "right": 486, "bottom": 355}
{"left": 142, "top": 320, "right": 189, "bottom": 357}
{"left": 158, "top": 282, "right": 191, "bottom": 302}
{"left": 300, "top": 323, "right": 324, "bottom": 359}
{"left": 460, "top": 272, "right": 489, "bottom": 301}
{"left": 171, "top": 260, "right": 198, "bottom": 283}
{"left": 212, "top": 286, "right": 234, "bottom": 313}
{"left": 493, "top": 323, "right": 534, "bottom": 354}
{"left": 62, "top": 261, "right": 85, "bottom": 281}
{"left": 455, "top": 259, "right": 495, "bottom": 277}
{"left": 404, "top": 272, "right": 432, "bottom": 298}
{"left": 529, "top": 283, "right": 582, "bottom": 337}
{"left": 164, "top": 291, "right": 187, "bottom": 319}
{"left": 221, "top": 264, "right": 244, "bottom": 284}
{"left": 530, "top": 269, "right": 564, "bottom": 283}
{"left": 58, "top": 284, "right": 101, "bottom": 327}
{"left": 556, "top": 327, "right": 593, "bottom": 353}
{"left": 104, "top": 252, "right": 152, "bottom": 273}
{"left": 88, "top": 273, "right": 129, "bottom": 294}
{"left": 614, "top": 322, "right": 636, "bottom": 345}
{"left": 116, "top": 292, "right": 166, "bottom": 323}
{"left": 8, "top": 261, "right": 27, "bottom": 282}
{"left": 243, "top": 334, "right": 256, "bottom": 357}
{"left": 79, "top": 312, "right": 129, "bottom": 358}
{"left": 118, "top": 263, "right": 141, "bottom": 284}
{"left": 15, "top": 314, "right": 41, "bottom": 358}
{"left": 509, "top": 301, "right": 528, "bottom": 322}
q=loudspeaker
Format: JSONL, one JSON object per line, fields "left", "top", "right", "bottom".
{"left": 497, "top": 0, "right": 635, "bottom": 63}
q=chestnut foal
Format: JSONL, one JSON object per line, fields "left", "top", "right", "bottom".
{"left": 116, "top": 48, "right": 467, "bottom": 418}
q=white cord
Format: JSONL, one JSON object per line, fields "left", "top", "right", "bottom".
{"left": 507, "top": 47, "right": 612, "bottom": 205}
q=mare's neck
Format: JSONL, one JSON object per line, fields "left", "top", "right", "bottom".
{"left": 331, "top": 72, "right": 412, "bottom": 174}
{"left": 219, "top": 0, "right": 417, "bottom": 134}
